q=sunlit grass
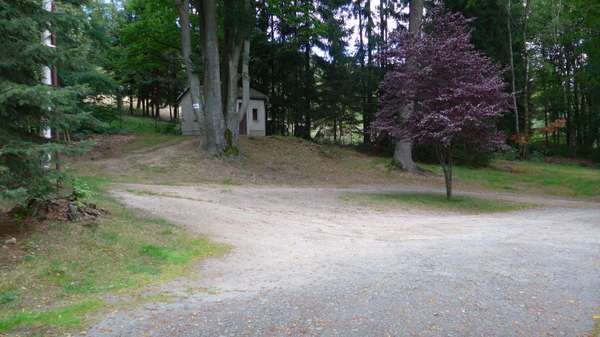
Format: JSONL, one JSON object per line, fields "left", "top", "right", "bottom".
{"left": 111, "top": 115, "right": 180, "bottom": 135}
{"left": 0, "top": 300, "right": 103, "bottom": 332}
{"left": 343, "top": 192, "right": 533, "bottom": 213}
{"left": 420, "top": 160, "right": 600, "bottom": 199}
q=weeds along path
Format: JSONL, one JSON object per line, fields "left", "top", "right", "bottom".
{"left": 84, "top": 184, "right": 600, "bottom": 337}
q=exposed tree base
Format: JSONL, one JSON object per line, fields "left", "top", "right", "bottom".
{"left": 393, "top": 139, "right": 419, "bottom": 173}
{"left": 8, "top": 198, "right": 108, "bottom": 223}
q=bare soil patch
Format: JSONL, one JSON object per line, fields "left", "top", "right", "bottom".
{"left": 84, "top": 134, "right": 136, "bottom": 160}
{"left": 70, "top": 135, "right": 436, "bottom": 187}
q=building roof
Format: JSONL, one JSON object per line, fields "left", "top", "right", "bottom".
{"left": 176, "top": 87, "right": 268, "bottom": 103}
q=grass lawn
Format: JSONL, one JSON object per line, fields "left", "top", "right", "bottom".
{"left": 0, "top": 176, "right": 228, "bottom": 336}
{"left": 343, "top": 192, "right": 533, "bottom": 214}
{"left": 115, "top": 116, "right": 187, "bottom": 152}
{"left": 421, "top": 160, "right": 600, "bottom": 200}
{"left": 111, "top": 115, "right": 180, "bottom": 135}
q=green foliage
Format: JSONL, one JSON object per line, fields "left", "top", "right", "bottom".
{"left": 0, "top": 176, "right": 228, "bottom": 334}
{"left": 113, "top": 116, "right": 181, "bottom": 135}
{"left": 0, "top": 291, "right": 18, "bottom": 305}
{"left": 111, "top": 0, "right": 186, "bottom": 114}
{"left": 0, "top": 0, "right": 117, "bottom": 206}
{"left": 70, "top": 177, "right": 94, "bottom": 200}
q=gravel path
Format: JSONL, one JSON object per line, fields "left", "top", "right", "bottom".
{"left": 84, "top": 184, "right": 600, "bottom": 337}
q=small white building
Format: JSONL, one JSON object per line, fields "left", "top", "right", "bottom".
{"left": 176, "top": 87, "right": 268, "bottom": 136}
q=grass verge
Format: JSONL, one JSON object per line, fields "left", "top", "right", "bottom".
{"left": 111, "top": 115, "right": 180, "bottom": 135}
{"left": 0, "top": 176, "right": 228, "bottom": 336}
{"left": 342, "top": 192, "right": 533, "bottom": 214}
{"left": 422, "top": 160, "right": 600, "bottom": 200}
{"left": 593, "top": 308, "right": 600, "bottom": 337}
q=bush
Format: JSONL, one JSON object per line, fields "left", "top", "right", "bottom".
{"left": 0, "top": 145, "right": 64, "bottom": 207}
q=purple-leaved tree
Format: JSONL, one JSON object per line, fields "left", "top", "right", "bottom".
{"left": 373, "top": 8, "right": 509, "bottom": 199}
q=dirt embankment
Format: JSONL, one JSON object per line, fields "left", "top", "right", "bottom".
{"left": 71, "top": 135, "right": 437, "bottom": 187}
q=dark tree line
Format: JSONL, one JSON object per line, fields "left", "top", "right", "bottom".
{"left": 3, "top": 0, "right": 600, "bottom": 205}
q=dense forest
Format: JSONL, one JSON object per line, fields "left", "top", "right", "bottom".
{"left": 110, "top": 0, "right": 600, "bottom": 159}
{"left": 2, "top": 0, "right": 600, "bottom": 203}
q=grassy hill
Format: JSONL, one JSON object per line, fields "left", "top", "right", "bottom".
{"left": 70, "top": 117, "right": 600, "bottom": 200}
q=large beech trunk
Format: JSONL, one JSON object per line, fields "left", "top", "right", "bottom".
{"left": 392, "top": 0, "right": 422, "bottom": 172}
{"left": 201, "top": 0, "right": 226, "bottom": 155}
{"left": 177, "top": 0, "right": 251, "bottom": 155}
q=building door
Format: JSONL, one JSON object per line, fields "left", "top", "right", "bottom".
{"left": 239, "top": 112, "right": 247, "bottom": 135}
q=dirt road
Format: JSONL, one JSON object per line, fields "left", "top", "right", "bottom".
{"left": 84, "top": 184, "right": 600, "bottom": 337}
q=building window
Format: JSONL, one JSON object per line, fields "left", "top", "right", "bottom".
{"left": 252, "top": 108, "right": 258, "bottom": 121}
{"left": 238, "top": 102, "right": 242, "bottom": 111}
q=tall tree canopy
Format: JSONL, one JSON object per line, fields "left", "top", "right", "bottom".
{"left": 375, "top": 9, "right": 509, "bottom": 198}
{"left": 0, "top": 0, "right": 113, "bottom": 205}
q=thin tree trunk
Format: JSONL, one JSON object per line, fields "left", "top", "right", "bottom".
{"left": 356, "top": 0, "right": 368, "bottom": 144}
{"left": 544, "top": 101, "right": 549, "bottom": 147}
{"left": 54, "top": 130, "right": 62, "bottom": 190}
{"left": 239, "top": 38, "right": 251, "bottom": 133}
{"left": 333, "top": 117, "right": 337, "bottom": 143}
{"left": 365, "top": 0, "right": 374, "bottom": 145}
{"left": 129, "top": 92, "right": 133, "bottom": 115}
{"left": 303, "top": 42, "right": 312, "bottom": 139}
{"left": 506, "top": 0, "right": 520, "bottom": 135}
{"left": 379, "top": 0, "right": 387, "bottom": 69}
{"left": 116, "top": 91, "right": 123, "bottom": 114}
{"left": 438, "top": 147, "right": 453, "bottom": 200}
{"left": 223, "top": 0, "right": 251, "bottom": 151}
{"left": 175, "top": 0, "right": 208, "bottom": 147}
{"left": 442, "top": 160, "right": 452, "bottom": 199}
{"left": 393, "top": 0, "right": 422, "bottom": 173}
{"left": 521, "top": 0, "right": 531, "bottom": 159}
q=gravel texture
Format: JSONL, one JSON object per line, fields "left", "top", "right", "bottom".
{"left": 82, "top": 184, "right": 600, "bottom": 337}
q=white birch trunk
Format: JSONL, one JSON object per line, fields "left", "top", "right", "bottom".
{"left": 41, "top": 0, "right": 54, "bottom": 169}
{"left": 175, "top": 0, "right": 208, "bottom": 150}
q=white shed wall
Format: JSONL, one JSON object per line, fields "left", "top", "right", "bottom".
{"left": 239, "top": 99, "right": 266, "bottom": 136}
{"left": 179, "top": 90, "right": 267, "bottom": 137}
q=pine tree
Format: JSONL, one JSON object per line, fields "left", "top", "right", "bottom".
{"left": 0, "top": 0, "right": 91, "bottom": 206}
